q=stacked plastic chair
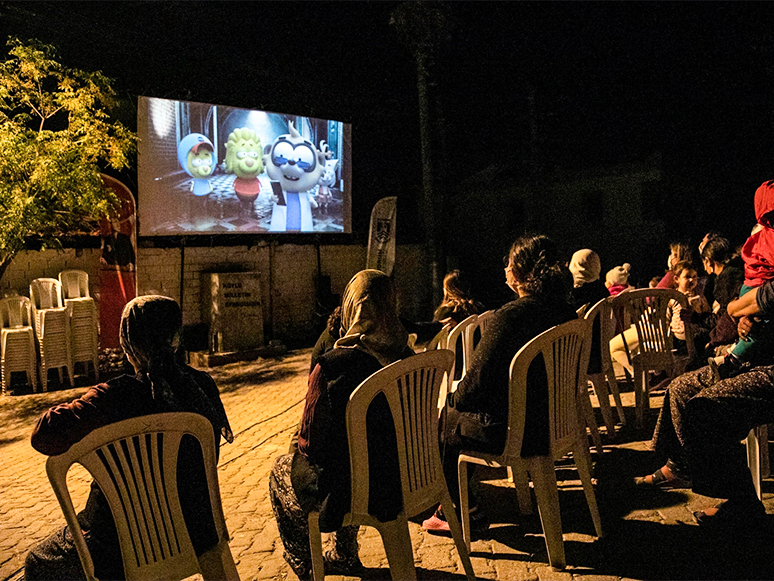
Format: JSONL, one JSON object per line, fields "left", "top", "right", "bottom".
{"left": 29, "top": 278, "right": 73, "bottom": 392}
{"left": 59, "top": 270, "right": 99, "bottom": 381}
{"left": 0, "top": 295, "right": 38, "bottom": 394}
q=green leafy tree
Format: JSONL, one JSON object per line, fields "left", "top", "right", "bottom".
{"left": 0, "top": 37, "right": 136, "bottom": 282}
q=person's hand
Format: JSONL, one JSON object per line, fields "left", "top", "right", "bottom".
{"left": 738, "top": 316, "right": 755, "bottom": 340}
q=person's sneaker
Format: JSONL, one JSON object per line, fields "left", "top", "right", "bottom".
{"left": 422, "top": 509, "right": 450, "bottom": 534}
{"left": 422, "top": 505, "right": 489, "bottom": 536}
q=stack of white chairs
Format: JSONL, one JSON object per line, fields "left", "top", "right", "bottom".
{"left": 59, "top": 270, "right": 99, "bottom": 381}
{"left": 29, "top": 278, "right": 73, "bottom": 392}
{"left": 0, "top": 295, "right": 38, "bottom": 394}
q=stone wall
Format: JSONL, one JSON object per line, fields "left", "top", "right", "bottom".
{"left": 1, "top": 242, "right": 431, "bottom": 348}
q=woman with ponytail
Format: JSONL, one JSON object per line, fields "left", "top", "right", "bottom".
{"left": 25, "top": 296, "right": 233, "bottom": 581}
{"left": 423, "top": 234, "right": 577, "bottom": 534}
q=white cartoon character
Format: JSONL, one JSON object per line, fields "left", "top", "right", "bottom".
{"left": 263, "top": 122, "right": 326, "bottom": 232}
{"left": 315, "top": 141, "right": 338, "bottom": 216}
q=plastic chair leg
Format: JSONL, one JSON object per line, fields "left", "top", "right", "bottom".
{"left": 528, "top": 457, "right": 566, "bottom": 570}
{"left": 510, "top": 463, "right": 533, "bottom": 516}
{"left": 199, "top": 540, "right": 240, "bottom": 581}
{"left": 457, "top": 459, "right": 472, "bottom": 551}
{"left": 633, "top": 364, "right": 646, "bottom": 428}
{"left": 572, "top": 436, "right": 603, "bottom": 538}
{"left": 440, "top": 491, "right": 475, "bottom": 580}
{"left": 308, "top": 511, "right": 325, "bottom": 581}
{"left": 577, "top": 387, "right": 604, "bottom": 454}
{"left": 746, "top": 429, "right": 762, "bottom": 501}
{"left": 376, "top": 516, "right": 416, "bottom": 581}
{"left": 606, "top": 371, "right": 627, "bottom": 425}
{"left": 760, "top": 424, "right": 770, "bottom": 478}
{"left": 589, "top": 375, "right": 616, "bottom": 436}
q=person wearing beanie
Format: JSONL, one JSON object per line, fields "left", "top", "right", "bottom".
{"left": 606, "top": 263, "right": 633, "bottom": 296}
{"left": 568, "top": 249, "right": 608, "bottom": 311}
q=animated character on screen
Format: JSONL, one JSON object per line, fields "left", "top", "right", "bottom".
{"left": 315, "top": 140, "right": 339, "bottom": 216}
{"left": 225, "top": 127, "right": 263, "bottom": 217}
{"left": 263, "top": 122, "right": 326, "bottom": 232}
{"left": 177, "top": 133, "right": 215, "bottom": 197}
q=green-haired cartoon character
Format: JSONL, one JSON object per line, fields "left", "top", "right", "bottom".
{"left": 225, "top": 127, "right": 263, "bottom": 216}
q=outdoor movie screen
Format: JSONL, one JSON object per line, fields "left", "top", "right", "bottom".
{"left": 137, "top": 96, "right": 351, "bottom": 236}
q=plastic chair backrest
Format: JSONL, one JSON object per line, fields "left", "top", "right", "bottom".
{"left": 29, "top": 278, "right": 63, "bottom": 310}
{"left": 46, "top": 412, "right": 234, "bottom": 581}
{"left": 583, "top": 297, "right": 616, "bottom": 371}
{"left": 425, "top": 323, "right": 451, "bottom": 351}
{"left": 476, "top": 310, "right": 495, "bottom": 335}
{"left": 502, "top": 319, "right": 591, "bottom": 461}
{"left": 59, "top": 270, "right": 90, "bottom": 299}
{"left": 346, "top": 349, "right": 454, "bottom": 519}
{"left": 0, "top": 296, "right": 32, "bottom": 329}
{"left": 447, "top": 315, "right": 477, "bottom": 383}
{"left": 611, "top": 288, "right": 694, "bottom": 361}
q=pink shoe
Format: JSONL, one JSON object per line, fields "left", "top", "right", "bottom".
{"left": 422, "top": 511, "right": 450, "bottom": 534}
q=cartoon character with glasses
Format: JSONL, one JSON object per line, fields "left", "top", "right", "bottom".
{"left": 263, "top": 122, "right": 326, "bottom": 232}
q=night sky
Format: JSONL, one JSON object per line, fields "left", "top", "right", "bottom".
{"left": 2, "top": 1, "right": 773, "bottom": 273}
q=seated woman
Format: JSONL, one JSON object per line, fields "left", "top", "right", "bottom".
{"left": 636, "top": 282, "right": 774, "bottom": 526}
{"left": 568, "top": 248, "right": 608, "bottom": 311}
{"left": 433, "top": 269, "right": 485, "bottom": 326}
{"left": 701, "top": 235, "right": 744, "bottom": 357}
{"left": 269, "top": 270, "right": 413, "bottom": 580}
{"left": 422, "top": 234, "right": 577, "bottom": 533}
{"left": 25, "top": 296, "right": 233, "bottom": 580}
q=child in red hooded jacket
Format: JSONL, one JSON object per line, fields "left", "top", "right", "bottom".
{"left": 710, "top": 181, "right": 774, "bottom": 379}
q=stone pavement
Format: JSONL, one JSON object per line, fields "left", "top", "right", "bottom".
{"left": 1, "top": 349, "right": 773, "bottom": 581}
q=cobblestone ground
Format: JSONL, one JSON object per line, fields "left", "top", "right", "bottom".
{"left": 1, "top": 350, "right": 773, "bottom": 581}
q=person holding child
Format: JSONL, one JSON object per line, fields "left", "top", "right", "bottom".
{"left": 710, "top": 181, "right": 774, "bottom": 379}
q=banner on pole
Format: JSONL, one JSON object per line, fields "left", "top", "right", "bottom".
{"left": 98, "top": 174, "right": 137, "bottom": 350}
{"left": 366, "top": 196, "right": 397, "bottom": 276}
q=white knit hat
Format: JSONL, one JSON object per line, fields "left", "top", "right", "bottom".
{"left": 606, "top": 263, "right": 631, "bottom": 286}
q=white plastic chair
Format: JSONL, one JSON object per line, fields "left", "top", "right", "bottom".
{"left": 59, "top": 270, "right": 99, "bottom": 381}
{"left": 46, "top": 412, "right": 239, "bottom": 581}
{"left": 30, "top": 278, "right": 73, "bottom": 391}
{"left": 425, "top": 323, "right": 450, "bottom": 352}
{"left": 611, "top": 288, "right": 695, "bottom": 427}
{"left": 584, "top": 297, "right": 627, "bottom": 432}
{"left": 308, "top": 349, "right": 475, "bottom": 581}
{"left": 476, "top": 309, "right": 495, "bottom": 335}
{"left": 746, "top": 424, "right": 769, "bottom": 501}
{"left": 457, "top": 319, "right": 603, "bottom": 570}
{"left": 0, "top": 295, "right": 37, "bottom": 393}
{"left": 446, "top": 314, "right": 478, "bottom": 396}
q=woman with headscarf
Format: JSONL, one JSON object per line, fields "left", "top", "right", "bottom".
{"left": 422, "top": 234, "right": 577, "bottom": 534}
{"left": 568, "top": 248, "right": 608, "bottom": 312}
{"left": 269, "top": 270, "right": 413, "bottom": 580}
{"left": 25, "top": 296, "right": 233, "bottom": 581}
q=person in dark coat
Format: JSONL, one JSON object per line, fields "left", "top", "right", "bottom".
{"left": 24, "top": 296, "right": 233, "bottom": 581}
{"left": 568, "top": 248, "right": 608, "bottom": 312}
{"left": 423, "top": 234, "right": 578, "bottom": 533}
{"left": 269, "top": 270, "right": 413, "bottom": 580}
